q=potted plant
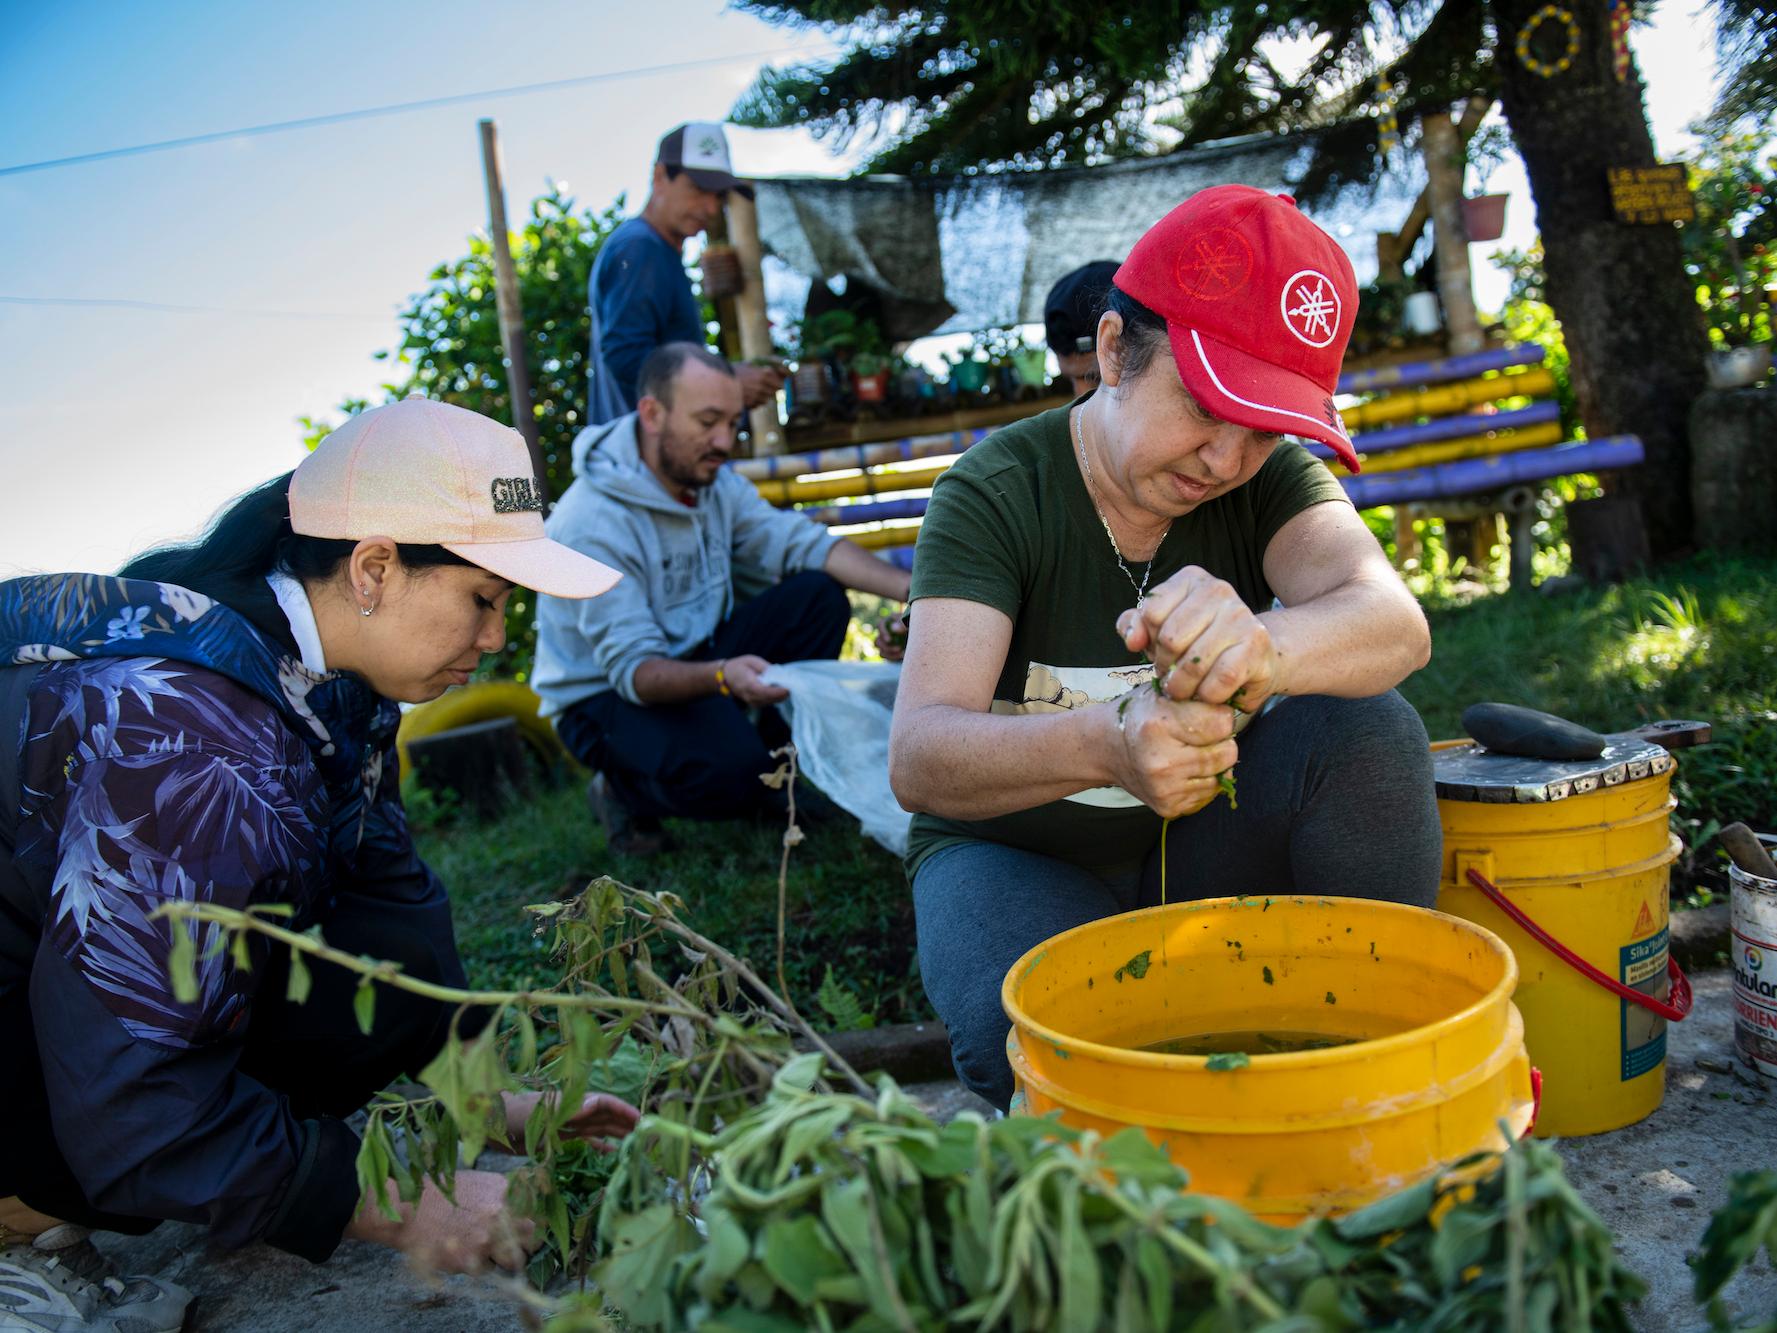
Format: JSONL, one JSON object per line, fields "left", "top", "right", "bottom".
{"left": 848, "top": 320, "right": 892, "bottom": 406}
{"left": 947, "top": 336, "right": 991, "bottom": 399}
{"left": 1462, "top": 193, "right": 1509, "bottom": 244}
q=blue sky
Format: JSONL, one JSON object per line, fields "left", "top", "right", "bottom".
{"left": 0, "top": 0, "right": 1720, "bottom": 577}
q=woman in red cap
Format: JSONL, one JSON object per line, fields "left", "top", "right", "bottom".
{"left": 889, "top": 187, "right": 1438, "bottom": 1111}
{"left": 0, "top": 401, "right": 637, "bottom": 1330}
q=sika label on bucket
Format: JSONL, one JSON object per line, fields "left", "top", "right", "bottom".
{"left": 1730, "top": 835, "right": 1777, "bottom": 1077}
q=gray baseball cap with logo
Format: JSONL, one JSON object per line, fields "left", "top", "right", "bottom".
{"left": 656, "top": 122, "right": 754, "bottom": 200}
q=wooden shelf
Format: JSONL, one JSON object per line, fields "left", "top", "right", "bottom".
{"left": 776, "top": 394, "right": 1073, "bottom": 453}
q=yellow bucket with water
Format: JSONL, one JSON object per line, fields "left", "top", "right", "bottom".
{"left": 1002, "top": 896, "right": 1535, "bottom": 1221}
{"left": 1432, "top": 737, "right": 1686, "bottom": 1138}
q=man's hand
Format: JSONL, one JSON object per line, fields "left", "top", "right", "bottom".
{"left": 722, "top": 653, "right": 789, "bottom": 706}
{"left": 347, "top": 1170, "right": 536, "bottom": 1274}
{"left": 1118, "top": 565, "right": 1283, "bottom": 711}
{"left": 1105, "top": 690, "right": 1239, "bottom": 819}
{"left": 734, "top": 361, "right": 786, "bottom": 410}
{"left": 874, "top": 612, "right": 909, "bottom": 663}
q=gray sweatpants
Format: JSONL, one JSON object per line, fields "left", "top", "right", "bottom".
{"left": 911, "top": 691, "right": 1442, "bottom": 1110}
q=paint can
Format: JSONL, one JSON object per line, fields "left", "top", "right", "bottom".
{"left": 1730, "top": 832, "right": 1777, "bottom": 1077}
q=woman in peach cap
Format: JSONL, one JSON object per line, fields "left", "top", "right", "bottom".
{"left": 0, "top": 400, "right": 634, "bottom": 1330}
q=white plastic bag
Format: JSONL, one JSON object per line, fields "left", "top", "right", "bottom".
{"left": 761, "top": 660, "right": 910, "bottom": 856}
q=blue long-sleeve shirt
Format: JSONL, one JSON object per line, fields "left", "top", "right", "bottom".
{"left": 588, "top": 217, "right": 706, "bottom": 423}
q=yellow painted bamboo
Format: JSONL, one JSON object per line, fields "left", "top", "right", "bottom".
{"left": 831, "top": 523, "right": 923, "bottom": 550}
{"left": 754, "top": 459, "right": 956, "bottom": 505}
{"left": 1339, "top": 367, "right": 1556, "bottom": 431}
{"left": 1339, "top": 421, "right": 1565, "bottom": 477}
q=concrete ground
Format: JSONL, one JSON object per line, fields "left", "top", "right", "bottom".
{"left": 1555, "top": 970, "right": 1776, "bottom": 1330}
{"left": 92, "top": 969, "right": 1772, "bottom": 1331}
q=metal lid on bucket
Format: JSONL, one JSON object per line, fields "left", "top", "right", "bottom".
{"left": 1433, "top": 735, "right": 1675, "bottom": 804}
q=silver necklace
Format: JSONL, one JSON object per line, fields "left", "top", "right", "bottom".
{"left": 1074, "top": 406, "right": 1170, "bottom": 603}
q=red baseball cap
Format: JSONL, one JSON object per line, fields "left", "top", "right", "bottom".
{"left": 1113, "top": 185, "right": 1361, "bottom": 472}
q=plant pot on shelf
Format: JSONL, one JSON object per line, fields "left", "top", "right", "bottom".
{"left": 699, "top": 243, "right": 744, "bottom": 299}
{"left": 950, "top": 358, "right": 989, "bottom": 396}
{"left": 852, "top": 370, "right": 889, "bottom": 403}
{"left": 1462, "top": 193, "right": 1508, "bottom": 244}
{"left": 1011, "top": 346, "right": 1050, "bottom": 389}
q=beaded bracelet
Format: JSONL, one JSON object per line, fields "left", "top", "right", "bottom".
{"left": 714, "top": 660, "right": 731, "bottom": 697}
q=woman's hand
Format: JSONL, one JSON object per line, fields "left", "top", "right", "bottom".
{"left": 501, "top": 1089, "right": 640, "bottom": 1149}
{"left": 1106, "top": 688, "right": 1239, "bottom": 819}
{"left": 347, "top": 1170, "right": 536, "bottom": 1274}
{"left": 721, "top": 654, "right": 789, "bottom": 706}
{"left": 1118, "top": 565, "right": 1284, "bottom": 711}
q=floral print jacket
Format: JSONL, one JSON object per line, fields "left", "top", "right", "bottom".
{"left": 0, "top": 573, "right": 456, "bottom": 1260}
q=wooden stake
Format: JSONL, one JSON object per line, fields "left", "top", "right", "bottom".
{"left": 724, "top": 189, "right": 786, "bottom": 455}
{"left": 478, "top": 118, "right": 547, "bottom": 498}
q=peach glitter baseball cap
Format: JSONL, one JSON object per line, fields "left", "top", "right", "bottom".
{"left": 289, "top": 399, "right": 620, "bottom": 598}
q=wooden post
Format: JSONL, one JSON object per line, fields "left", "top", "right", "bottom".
{"left": 1421, "top": 111, "right": 1485, "bottom": 357}
{"left": 703, "top": 211, "right": 744, "bottom": 362}
{"left": 724, "top": 188, "right": 787, "bottom": 455}
{"left": 478, "top": 118, "right": 547, "bottom": 498}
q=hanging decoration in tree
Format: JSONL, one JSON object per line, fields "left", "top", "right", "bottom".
{"left": 1375, "top": 71, "right": 1402, "bottom": 158}
{"left": 1515, "top": 4, "right": 1581, "bottom": 79}
{"left": 1606, "top": 0, "right": 1633, "bottom": 81}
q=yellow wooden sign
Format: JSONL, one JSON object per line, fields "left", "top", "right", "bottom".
{"left": 1607, "top": 164, "right": 1695, "bottom": 225}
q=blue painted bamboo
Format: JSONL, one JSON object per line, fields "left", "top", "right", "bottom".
{"left": 1307, "top": 402, "right": 1563, "bottom": 460}
{"left": 1337, "top": 344, "right": 1545, "bottom": 395}
{"left": 802, "top": 496, "right": 931, "bottom": 527}
{"left": 1341, "top": 437, "right": 1644, "bottom": 508}
{"left": 736, "top": 427, "right": 993, "bottom": 478}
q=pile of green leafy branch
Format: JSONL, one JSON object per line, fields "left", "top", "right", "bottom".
{"left": 1694, "top": 1170, "right": 1777, "bottom": 1333}
{"left": 564, "top": 1055, "right": 1645, "bottom": 1333}
{"left": 159, "top": 877, "right": 872, "bottom": 1287}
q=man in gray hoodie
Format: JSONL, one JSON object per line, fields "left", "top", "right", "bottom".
{"left": 534, "top": 343, "right": 912, "bottom": 853}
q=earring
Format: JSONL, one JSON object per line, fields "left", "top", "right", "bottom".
{"left": 360, "top": 586, "right": 375, "bottom": 617}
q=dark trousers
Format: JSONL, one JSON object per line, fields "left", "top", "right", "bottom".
{"left": 0, "top": 891, "right": 484, "bottom": 1233}
{"left": 913, "top": 691, "right": 1443, "bottom": 1110}
{"left": 555, "top": 571, "right": 851, "bottom": 821}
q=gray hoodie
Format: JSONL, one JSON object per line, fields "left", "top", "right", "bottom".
{"left": 532, "top": 413, "right": 840, "bottom": 715}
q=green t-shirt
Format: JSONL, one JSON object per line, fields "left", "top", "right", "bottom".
{"left": 904, "top": 403, "right": 1349, "bottom": 880}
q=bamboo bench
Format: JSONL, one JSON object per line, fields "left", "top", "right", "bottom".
{"left": 740, "top": 345, "right": 1642, "bottom": 581}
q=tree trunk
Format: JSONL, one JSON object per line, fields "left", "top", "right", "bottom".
{"left": 1490, "top": 0, "right": 1709, "bottom": 559}
{"left": 1422, "top": 112, "right": 1486, "bottom": 355}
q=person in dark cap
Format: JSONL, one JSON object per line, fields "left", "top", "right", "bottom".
{"left": 1043, "top": 260, "right": 1122, "bottom": 397}
{"left": 586, "top": 122, "right": 784, "bottom": 426}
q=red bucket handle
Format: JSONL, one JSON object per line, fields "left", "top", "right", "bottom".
{"left": 1465, "top": 867, "right": 1692, "bottom": 1022}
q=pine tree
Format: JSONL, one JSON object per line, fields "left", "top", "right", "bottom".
{"left": 735, "top": 0, "right": 1709, "bottom": 558}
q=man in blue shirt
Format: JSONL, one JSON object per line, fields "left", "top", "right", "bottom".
{"left": 587, "top": 122, "right": 784, "bottom": 424}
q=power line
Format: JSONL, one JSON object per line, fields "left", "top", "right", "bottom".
{"left": 0, "top": 47, "right": 811, "bottom": 178}
{"left": 0, "top": 295, "right": 390, "bottom": 320}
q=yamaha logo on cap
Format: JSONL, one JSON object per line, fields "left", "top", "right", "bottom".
{"left": 491, "top": 476, "right": 544, "bottom": 514}
{"left": 1280, "top": 270, "right": 1342, "bottom": 348}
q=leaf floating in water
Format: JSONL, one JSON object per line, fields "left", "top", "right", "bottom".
{"left": 1206, "top": 1051, "right": 1250, "bottom": 1071}
{"left": 1325, "top": 991, "right": 1338, "bottom": 1005}
{"left": 1262, "top": 966, "right": 1275, "bottom": 985}
{"left": 1114, "top": 950, "right": 1152, "bottom": 983}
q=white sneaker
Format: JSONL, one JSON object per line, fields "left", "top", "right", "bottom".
{"left": 0, "top": 1224, "right": 189, "bottom": 1332}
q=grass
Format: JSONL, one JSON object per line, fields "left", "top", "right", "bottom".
{"left": 1398, "top": 550, "right": 1777, "bottom": 903}
{"left": 415, "top": 551, "right": 1777, "bottom": 1025}
{"left": 413, "top": 768, "right": 925, "bottom": 1022}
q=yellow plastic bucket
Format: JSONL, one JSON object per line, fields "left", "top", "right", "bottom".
{"left": 1433, "top": 740, "right": 1682, "bottom": 1138}
{"left": 1001, "top": 896, "right": 1535, "bottom": 1221}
